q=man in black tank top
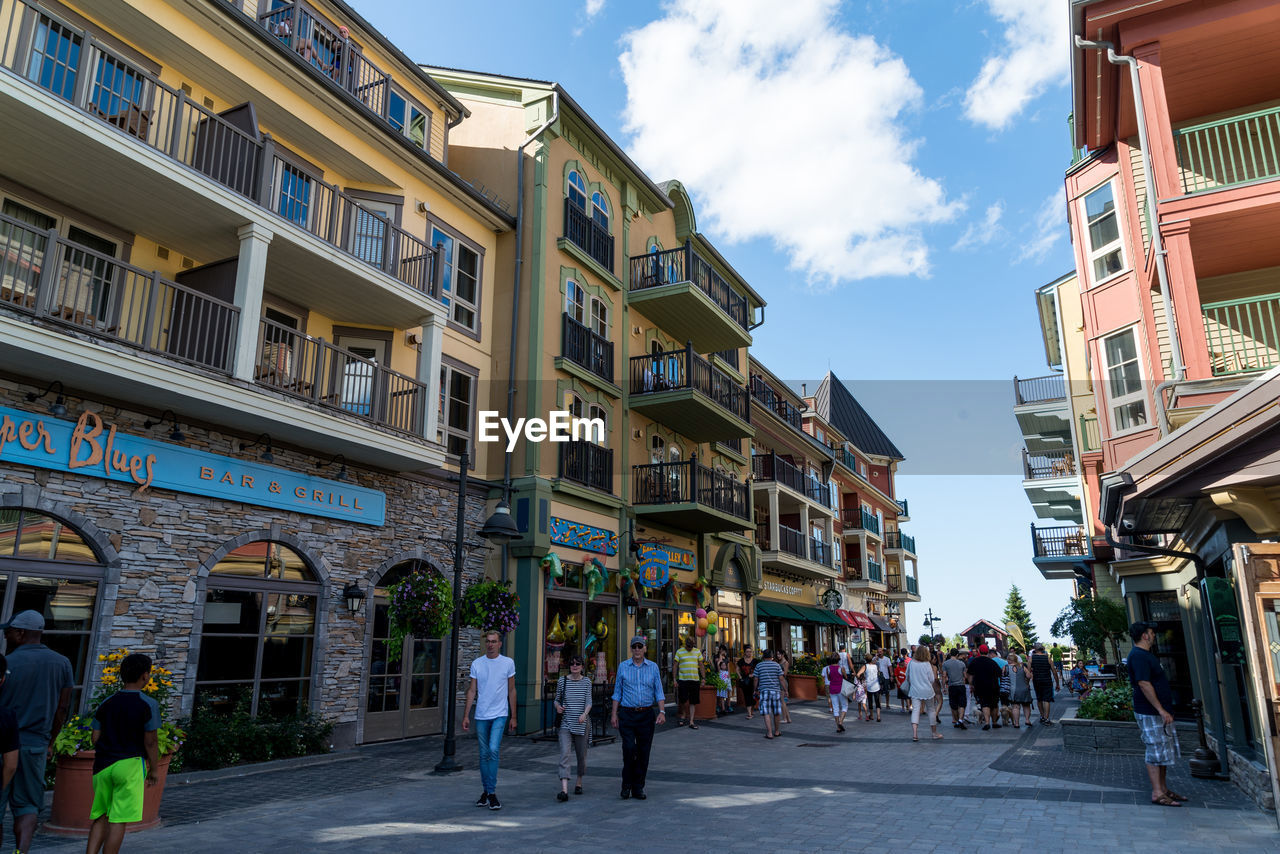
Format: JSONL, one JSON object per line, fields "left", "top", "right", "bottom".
{"left": 1029, "top": 643, "right": 1055, "bottom": 725}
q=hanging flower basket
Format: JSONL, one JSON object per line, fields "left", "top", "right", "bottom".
{"left": 387, "top": 564, "right": 453, "bottom": 661}
{"left": 460, "top": 579, "right": 521, "bottom": 634}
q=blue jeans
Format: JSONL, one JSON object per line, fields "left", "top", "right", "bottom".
{"left": 474, "top": 717, "right": 507, "bottom": 794}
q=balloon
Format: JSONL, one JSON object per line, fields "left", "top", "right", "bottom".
{"left": 697, "top": 617, "right": 708, "bottom": 630}
{"left": 706, "top": 623, "right": 718, "bottom": 635}
{"left": 696, "top": 626, "right": 707, "bottom": 637}
{"left": 695, "top": 608, "right": 707, "bottom": 619}
{"left": 706, "top": 610, "right": 718, "bottom": 624}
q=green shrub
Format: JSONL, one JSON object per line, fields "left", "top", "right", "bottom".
{"left": 174, "top": 699, "right": 333, "bottom": 772}
{"left": 1076, "top": 678, "right": 1134, "bottom": 722}
{"left": 789, "top": 654, "right": 823, "bottom": 677}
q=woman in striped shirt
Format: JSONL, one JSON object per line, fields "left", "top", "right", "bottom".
{"left": 554, "top": 655, "right": 593, "bottom": 801}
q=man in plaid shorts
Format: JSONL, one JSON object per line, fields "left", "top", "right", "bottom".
{"left": 752, "top": 650, "right": 785, "bottom": 739}
{"left": 1127, "top": 621, "right": 1187, "bottom": 807}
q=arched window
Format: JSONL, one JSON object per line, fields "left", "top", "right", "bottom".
{"left": 565, "top": 279, "right": 585, "bottom": 324}
{"left": 195, "top": 541, "right": 321, "bottom": 718}
{"left": 650, "top": 434, "right": 665, "bottom": 465}
{"left": 568, "top": 171, "right": 587, "bottom": 211}
{"left": 591, "top": 191, "right": 609, "bottom": 232}
{"left": 0, "top": 508, "right": 104, "bottom": 711}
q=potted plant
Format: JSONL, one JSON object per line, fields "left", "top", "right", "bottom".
{"left": 459, "top": 578, "right": 521, "bottom": 634}
{"left": 786, "top": 653, "right": 822, "bottom": 701}
{"left": 47, "top": 651, "right": 185, "bottom": 835}
{"left": 698, "top": 669, "right": 728, "bottom": 720}
{"left": 386, "top": 563, "right": 453, "bottom": 662}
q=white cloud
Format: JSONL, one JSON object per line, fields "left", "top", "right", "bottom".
{"left": 952, "top": 201, "right": 1005, "bottom": 251}
{"left": 619, "top": 0, "right": 960, "bottom": 285}
{"left": 1019, "top": 187, "right": 1065, "bottom": 262}
{"left": 585, "top": 0, "right": 605, "bottom": 18}
{"left": 963, "top": 0, "right": 1067, "bottom": 130}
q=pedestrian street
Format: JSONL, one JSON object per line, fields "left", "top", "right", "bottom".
{"left": 26, "top": 698, "right": 1280, "bottom": 854}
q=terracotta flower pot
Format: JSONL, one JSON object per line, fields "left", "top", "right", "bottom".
{"left": 695, "top": 686, "right": 720, "bottom": 720}
{"left": 787, "top": 674, "right": 819, "bottom": 701}
{"left": 46, "top": 751, "right": 172, "bottom": 836}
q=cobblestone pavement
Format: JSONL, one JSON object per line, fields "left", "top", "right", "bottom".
{"left": 19, "top": 697, "right": 1279, "bottom": 853}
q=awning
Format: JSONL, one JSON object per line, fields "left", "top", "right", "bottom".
{"left": 834, "top": 609, "right": 858, "bottom": 627}
{"left": 867, "top": 613, "right": 895, "bottom": 633}
{"left": 792, "top": 605, "right": 846, "bottom": 626}
{"left": 755, "top": 599, "right": 805, "bottom": 621}
{"left": 842, "top": 610, "right": 876, "bottom": 630}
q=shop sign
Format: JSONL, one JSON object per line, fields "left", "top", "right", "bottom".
{"left": 0, "top": 405, "right": 385, "bottom": 525}
{"left": 821, "top": 588, "right": 843, "bottom": 609}
{"left": 637, "top": 544, "right": 669, "bottom": 588}
{"left": 549, "top": 517, "right": 618, "bottom": 555}
{"left": 763, "top": 580, "right": 802, "bottom": 597}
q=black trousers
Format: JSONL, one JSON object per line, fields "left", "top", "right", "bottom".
{"left": 618, "top": 707, "right": 657, "bottom": 791}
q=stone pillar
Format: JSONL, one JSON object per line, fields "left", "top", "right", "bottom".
{"left": 232, "top": 223, "right": 274, "bottom": 382}
{"left": 417, "top": 311, "right": 448, "bottom": 441}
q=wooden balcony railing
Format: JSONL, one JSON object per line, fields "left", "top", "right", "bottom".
{"left": 563, "top": 198, "right": 614, "bottom": 272}
{"left": 1201, "top": 291, "right": 1280, "bottom": 376}
{"left": 1174, "top": 105, "right": 1280, "bottom": 194}
{"left": 1013, "top": 374, "right": 1066, "bottom": 405}
{"left": 561, "top": 313, "right": 613, "bottom": 384}
{"left": 1022, "top": 449, "right": 1077, "bottom": 480}
{"left": 749, "top": 375, "right": 802, "bottom": 429}
{"left": 628, "top": 243, "right": 750, "bottom": 331}
{"left": 628, "top": 346, "right": 749, "bottom": 422}
{"left": 0, "top": 1, "right": 441, "bottom": 301}
{"left": 0, "top": 212, "right": 239, "bottom": 372}
{"left": 1031, "top": 524, "right": 1090, "bottom": 559}
{"left": 632, "top": 457, "right": 749, "bottom": 522}
{"left": 256, "top": 318, "right": 428, "bottom": 436}
{"left": 558, "top": 441, "right": 613, "bottom": 493}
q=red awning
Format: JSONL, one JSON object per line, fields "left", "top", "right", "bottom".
{"left": 834, "top": 609, "right": 858, "bottom": 627}
{"left": 845, "top": 611, "right": 876, "bottom": 630}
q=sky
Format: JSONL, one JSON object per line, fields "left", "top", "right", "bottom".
{"left": 354, "top": 0, "right": 1079, "bottom": 642}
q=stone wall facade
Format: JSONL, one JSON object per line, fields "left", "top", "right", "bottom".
{"left": 0, "top": 378, "right": 485, "bottom": 748}
{"left": 1205, "top": 734, "right": 1276, "bottom": 811}
{"left": 1060, "top": 713, "right": 1200, "bottom": 755}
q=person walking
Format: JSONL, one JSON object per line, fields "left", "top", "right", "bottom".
{"left": 553, "top": 655, "right": 592, "bottom": 801}
{"left": 714, "top": 653, "right": 732, "bottom": 716}
{"left": 941, "top": 649, "right": 967, "bottom": 730}
{"left": 672, "top": 635, "right": 703, "bottom": 729}
{"left": 966, "top": 645, "right": 1002, "bottom": 731}
{"left": 1050, "top": 643, "right": 1065, "bottom": 690}
{"left": 752, "top": 649, "right": 785, "bottom": 739}
{"left": 1127, "top": 622, "right": 1187, "bottom": 806}
{"left": 1029, "top": 642, "right": 1055, "bottom": 726}
{"left": 905, "top": 645, "right": 942, "bottom": 742}
{"left": 837, "top": 643, "right": 851, "bottom": 677}
{"left": 86, "top": 652, "right": 160, "bottom": 854}
{"left": 0, "top": 610, "right": 73, "bottom": 854}
{"left": 736, "top": 647, "right": 757, "bottom": 720}
{"left": 876, "top": 650, "right": 893, "bottom": 711}
{"left": 1005, "top": 653, "right": 1033, "bottom": 727}
{"left": 857, "top": 654, "right": 882, "bottom": 722}
{"left": 892, "top": 653, "right": 909, "bottom": 713}
{"left": 776, "top": 649, "right": 792, "bottom": 725}
{"left": 610, "top": 636, "right": 666, "bottom": 800}
{"left": 823, "top": 654, "right": 849, "bottom": 733}
{"left": 461, "top": 631, "right": 517, "bottom": 810}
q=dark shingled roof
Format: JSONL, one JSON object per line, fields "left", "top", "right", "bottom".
{"left": 812, "top": 372, "right": 904, "bottom": 461}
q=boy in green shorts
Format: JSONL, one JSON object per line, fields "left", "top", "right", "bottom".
{"left": 87, "top": 653, "right": 160, "bottom": 854}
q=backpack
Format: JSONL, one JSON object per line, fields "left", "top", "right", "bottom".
{"left": 826, "top": 665, "right": 843, "bottom": 694}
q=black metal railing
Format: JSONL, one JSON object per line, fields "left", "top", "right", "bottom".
{"left": 628, "top": 346, "right": 749, "bottom": 422}
{"left": 561, "top": 313, "right": 613, "bottom": 383}
{"left": 810, "top": 536, "right": 833, "bottom": 567}
{"left": 756, "top": 524, "right": 806, "bottom": 559}
{"left": 1013, "top": 374, "right": 1066, "bottom": 405}
{"left": 885, "top": 531, "right": 916, "bottom": 553}
{"left": 749, "top": 375, "right": 803, "bottom": 429}
{"left": 256, "top": 319, "right": 428, "bottom": 436}
{"left": 1022, "top": 449, "right": 1077, "bottom": 480}
{"left": 629, "top": 243, "right": 750, "bottom": 331}
{"left": 752, "top": 452, "right": 803, "bottom": 493}
{"left": 563, "top": 198, "right": 614, "bottom": 272}
{"left": 0, "top": 2, "right": 441, "bottom": 301}
{"left": 0, "top": 212, "right": 239, "bottom": 372}
{"left": 558, "top": 442, "right": 613, "bottom": 493}
{"left": 632, "top": 457, "right": 750, "bottom": 522}
{"left": 897, "top": 499, "right": 909, "bottom": 517}
{"left": 714, "top": 438, "right": 743, "bottom": 456}
{"left": 712, "top": 348, "right": 740, "bottom": 370}
{"left": 840, "top": 506, "right": 880, "bottom": 534}
{"left": 1031, "top": 524, "right": 1090, "bottom": 559}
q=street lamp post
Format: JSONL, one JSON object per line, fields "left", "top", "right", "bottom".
{"left": 434, "top": 453, "right": 522, "bottom": 774}
{"left": 922, "top": 608, "right": 940, "bottom": 639}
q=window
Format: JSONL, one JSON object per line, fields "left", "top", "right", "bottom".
{"left": 195, "top": 541, "right": 320, "bottom": 719}
{"left": 1082, "top": 181, "right": 1125, "bottom": 284}
{"left": 438, "top": 361, "right": 476, "bottom": 459}
{"left": 0, "top": 200, "right": 55, "bottom": 302}
{"left": 568, "top": 171, "right": 587, "bottom": 211}
{"left": 350, "top": 203, "right": 391, "bottom": 269}
{"left": 25, "top": 12, "right": 82, "bottom": 101}
{"left": 565, "top": 279, "right": 585, "bottom": 324}
{"left": 387, "top": 90, "right": 428, "bottom": 149}
{"left": 90, "top": 52, "right": 152, "bottom": 139}
{"left": 430, "top": 225, "right": 480, "bottom": 332}
{"left": 650, "top": 434, "right": 665, "bottom": 465}
{"left": 1103, "top": 328, "right": 1147, "bottom": 432}
{"left": 591, "top": 191, "right": 610, "bottom": 233}
{"left": 276, "top": 161, "right": 314, "bottom": 230}
{"left": 589, "top": 297, "right": 608, "bottom": 338}
{"left": 0, "top": 508, "right": 104, "bottom": 713}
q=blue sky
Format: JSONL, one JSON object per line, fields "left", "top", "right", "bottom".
{"left": 355, "top": 0, "right": 1078, "bottom": 642}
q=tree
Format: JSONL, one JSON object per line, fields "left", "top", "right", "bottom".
{"left": 1051, "top": 595, "right": 1128, "bottom": 662}
{"left": 1001, "top": 585, "right": 1039, "bottom": 651}
{"left": 943, "top": 633, "right": 968, "bottom": 652}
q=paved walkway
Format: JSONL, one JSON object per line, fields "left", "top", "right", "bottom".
{"left": 20, "top": 697, "right": 1280, "bottom": 853}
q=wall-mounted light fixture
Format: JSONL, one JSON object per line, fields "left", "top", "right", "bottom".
{"left": 143, "top": 409, "right": 185, "bottom": 442}
{"left": 240, "top": 434, "right": 274, "bottom": 463}
{"left": 342, "top": 580, "right": 365, "bottom": 613}
{"left": 25, "top": 381, "right": 67, "bottom": 417}
{"left": 315, "top": 453, "right": 348, "bottom": 481}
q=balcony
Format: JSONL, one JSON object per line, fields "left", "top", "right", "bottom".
{"left": 749, "top": 375, "right": 803, "bottom": 430}
{"left": 1173, "top": 106, "right": 1280, "bottom": 195}
{"left": 628, "top": 347, "right": 751, "bottom": 441}
{"left": 754, "top": 525, "right": 836, "bottom": 579}
{"left": 896, "top": 498, "right": 909, "bottom": 520}
{"left": 1031, "top": 524, "right": 1090, "bottom": 580}
{"left": 1013, "top": 374, "right": 1066, "bottom": 405}
{"left": 751, "top": 452, "right": 833, "bottom": 511}
{"left": 714, "top": 437, "right": 744, "bottom": 457}
{"left": 1022, "top": 450, "right": 1077, "bottom": 481}
{"left": 884, "top": 531, "right": 916, "bottom": 555}
{"left": 563, "top": 198, "right": 614, "bottom": 273}
{"left": 557, "top": 441, "right": 613, "bottom": 494}
{"left": 906, "top": 576, "right": 918, "bottom": 596}
{"left": 627, "top": 244, "right": 751, "bottom": 352}
{"left": 885, "top": 566, "right": 920, "bottom": 601}
{"left": 841, "top": 507, "right": 880, "bottom": 537}
{"left": 0, "top": 3, "right": 444, "bottom": 326}
{"left": 632, "top": 459, "right": 751, "bottom": 532}
{"left": 560, "top": 313, "right": 613, "bottom": 385}
{"left": 847, "top": 557, "right": 886, "bottom": 590}
{"left": 1202, "top": 292, "right": 1280, "bottom": 376}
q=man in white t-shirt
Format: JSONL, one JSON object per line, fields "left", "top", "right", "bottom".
{"left": 462, "top": 631, "right": 517, "bottom": 810}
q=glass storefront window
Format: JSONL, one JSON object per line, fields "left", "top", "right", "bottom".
{"left": 583, "top": 601, "right": 617, "bottom": 684}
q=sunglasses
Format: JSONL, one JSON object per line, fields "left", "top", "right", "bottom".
{"left": 631, "top": 643, "right": 646, "bottom": 649}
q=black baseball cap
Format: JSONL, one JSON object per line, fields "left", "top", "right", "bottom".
{"left": 1129, "top": 621, "right": 1157, "bottom": 642}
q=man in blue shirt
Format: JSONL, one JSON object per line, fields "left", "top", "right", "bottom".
{"left": 1127, "top": 621, "right": 1186, "bottom": 807}
{"left": 610, "top": 636, "right": 666, "bottom": 800}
